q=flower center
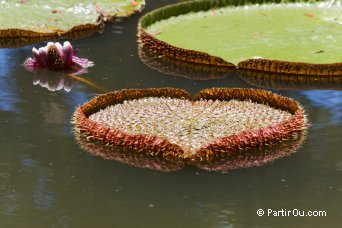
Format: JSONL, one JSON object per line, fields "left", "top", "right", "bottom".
{"left": 46, "top": 44, "right": 64, "bottom": 70}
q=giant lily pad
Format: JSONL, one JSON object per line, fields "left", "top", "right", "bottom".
{"left": 73, "top": 88, "right": 307, "bottom": 161}
{"left": 0, "top": 0, "right": 145, "bottom": 47}
{"left": 139, "top": 0, "right": 342, "bottom": 75}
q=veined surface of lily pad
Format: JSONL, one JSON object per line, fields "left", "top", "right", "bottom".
{"left": 0, "top": 0, "right": 144, "bottom": 43}
{"left": 139, "top": 0, "right": 342, "bottom": 75}
{"left": 73, "top": 88, "right": 307, "bottom": 161}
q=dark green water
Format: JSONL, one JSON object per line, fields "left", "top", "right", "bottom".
{"left": 0, "top": 1, "right": 341, "bottom": 227}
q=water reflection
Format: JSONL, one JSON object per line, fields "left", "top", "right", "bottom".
{"left": 75, "top": 131, "right": 306, "bottom": 172}
{"left": 197, "top": 131, "right": 306, "bottom": 172}
{"left": 300, "top": 90, "right": 342, "bottom": 124}
{"left": 138, "top": 47, "right": 236, "bottom": 80}
{"left": 0, "top": 49, "right": 22, "bottom": 112}
{"left": 32, "top": 70, "right": 74, "bottom": 92}
{"left": 0, "top": 155, "right": 56, "bottom": 225}
{"left": 75, "top": 133, "right": 185, "bottom": 172}
{"left": 239, "top": 70, "right": 342, "bottom": 90}
{"left": 31, "top": 69, "right": 107, "bottom": 93}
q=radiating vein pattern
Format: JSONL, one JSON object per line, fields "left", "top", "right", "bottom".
{"left": 89, "top": 97, "right": 292, "bottom": 154}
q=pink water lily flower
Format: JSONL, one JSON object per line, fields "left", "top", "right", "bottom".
{"left": 24, "top": 41, "right": 94, "bottom": 73}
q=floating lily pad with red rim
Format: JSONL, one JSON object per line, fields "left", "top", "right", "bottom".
{"left": 0, "top": 0, "right": 145, "bottom": 47}
{"left": 138, "top": 0, "right": 342, "bottom": 76}
{"left": 73, "top": 88, "right": 307, "bottom": 161}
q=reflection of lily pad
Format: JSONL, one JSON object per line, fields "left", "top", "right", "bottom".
{"left": 239, "top": 69, "right": 342, "bottom": 90}
{"left": 0, "top": 0, "right": 145, "bottom": 47}
{"left": 73, "top": 88, "right": 307, "bottom": 161}
{"left": 198, "top": 130, "right": 306, "bottom": 172}
{"left": 75, "top": 132, "right": 185, "bottom": 172}
{"left": 75, "top": 128, "right": 306, "bottom": 172}
{"left": 138, "top": 46, "right": 235, "bottom": 80}
{"left": 139, "top": 0, "right": 342, "bottom": 75}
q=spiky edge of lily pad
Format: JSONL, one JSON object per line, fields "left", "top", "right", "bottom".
{"left": 239, "top": 69, "right": 342, "bottom": 90}
{"left": 138, "top": 46, "right": 235, "bottom": 80}
{"left": 0, "top": 24, "right": 105, "bottom": 48}
{"left": 0, "top": 0, "right": 145, "bottom": 47}
{"left": 192, "top": 88, "right": 307, "bottom": 160}
{"left": 197, "top": 130, "right": 307, "bottom": 172}
{"left": 73, "top": 88, "right": 307, "bottom": 161}
{"left": 75, "top": 126, "right": 306, "bottom": 172}
{"left": 75, "top": 131, "right": 185, "bottom": 172}
{"left": 238, "top": 59, "right": 342, "bottom": 76}
{"left": 74, "top": 88, "right": 191, "bottom": 159}
{"left": 138, "top": 0, "right": 341, "bottom": 76}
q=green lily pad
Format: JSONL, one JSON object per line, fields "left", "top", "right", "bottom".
{"left": 139, "top": 0, "right": 342, "bottom": 75}
{"left": 0, "top": 0, "right": 144, "bottom": 46}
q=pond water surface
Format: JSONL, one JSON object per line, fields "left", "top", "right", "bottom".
{"left": 0, "top": 1, "right": 341, "bottom": 227}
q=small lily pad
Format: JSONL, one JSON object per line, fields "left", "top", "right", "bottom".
{"left": 139, "top": 0, "right": 342, "bottom": 75}
{"left": 0, "top": 0, "right": 145, "bottom": 47}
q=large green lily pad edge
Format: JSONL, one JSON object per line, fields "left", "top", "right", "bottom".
{"left": 138, "top": 0, "right": 342, "bottom": 76}
{"left": 0, "top": 0, "right": 145, "bottom": 47}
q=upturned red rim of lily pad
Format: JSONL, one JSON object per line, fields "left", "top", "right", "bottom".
{"left": 73, "top": 88, "right": 307, "bottom": 161}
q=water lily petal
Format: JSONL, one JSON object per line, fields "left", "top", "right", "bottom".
{"left": 46, "top": 42, "right": 54, "bottom": 50}
{"left": 31, "top": 47, "right": 47, "bottom": 68}
{"left": 72, "top": 56, "right": 94, "bottom": 69}
{"left": 24, "top": 57, "right": 39, "bottom": 71}
{"left": 62, "top": 41, "right": 74, "bottom": 67}
{"left": 38, "top": 46, "right": 48, "bottom": 67}
{"left": 70, "top": 68, "right": 89, "bottom": 75}
{"left": 32, "top": 47, "right": 39, "bottom": 57}
{"left": 24, "top": 41, "right": 93, "bottom": 74}
{"left": 55, "top": 42, "right": 64, "bottom": 58}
